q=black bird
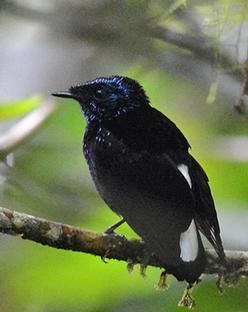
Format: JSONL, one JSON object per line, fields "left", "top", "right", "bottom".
{"left": 52, "top": 76, "right": 226, "bottom": 285}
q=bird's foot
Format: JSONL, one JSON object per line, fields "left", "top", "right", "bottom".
{"left": 155, "top": 270, "right": 169, "bottom": 291}
{"left": 101, "top": 231, "right": 126, "bottom": 264}
{"left": 104, "top": 218, "right": 125, "bottom": 235}
{"left": 101, "top": 249, "right": 111, "bottom": 264}
{"left": 178, "top": 283, "right": 196, "bottom": 309}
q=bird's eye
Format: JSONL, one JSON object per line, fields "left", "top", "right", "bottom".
{"left": 94, "top": 89, "right": 106, "bottom": 100}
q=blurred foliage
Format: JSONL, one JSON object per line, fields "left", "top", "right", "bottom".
{"left": 198, "top": 0, "right": 248, "bottom": 29}
{"left": 0, "top": 0, "right": 248, "bottom": 311}
{"left": 0, "top": 96, "right": 42, "bottom": 120}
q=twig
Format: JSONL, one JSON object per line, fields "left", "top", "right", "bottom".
{"left": 151, "top": 26, "right": 242, "bottom": 80}
{"left": 0, "top": 100, "right": 58, "bottom": 157}
{"left": 0, "top": 206, "right": 247, "bottom": 278}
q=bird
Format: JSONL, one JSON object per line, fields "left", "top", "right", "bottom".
{"left": 52, "top": 75, "right": 226, "bottom": 295}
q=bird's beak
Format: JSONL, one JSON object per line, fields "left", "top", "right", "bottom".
{"left": 52, "top": 91, "right": 76, "bottom": 99}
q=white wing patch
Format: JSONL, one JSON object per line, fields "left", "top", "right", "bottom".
{"left": 180, "top": 219, "right": 198, "bottom": 262}
{"left": 177, "top": 164, "right": 192, "bottom": 188}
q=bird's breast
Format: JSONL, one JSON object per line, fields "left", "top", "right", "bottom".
{"left": 83, "top": 128, "right": 132, "bottom": 213}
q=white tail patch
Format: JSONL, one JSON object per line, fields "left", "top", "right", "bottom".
{"left": 177, "top": 164, "right": 192, "bottom": 188}
{"left": 180, "top": 219, "right": 198, "bottom": 262}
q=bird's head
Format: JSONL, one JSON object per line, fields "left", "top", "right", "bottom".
{"left": 52, "top": 76, "right": 149, "bottom": 123}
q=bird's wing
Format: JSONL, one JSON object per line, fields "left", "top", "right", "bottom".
{"left": 145, "top": 108, "right": 225, "bottom": 262}
{"left": 149, "top": 107, "right": 191, "bottom": 152}
{"left": 108, "top": 147, "right": 199, "bottom": 262}
{"left": 109, "top": 149, "right": 206, "bottom": 282}
{"left": 189, "top": 157, "right": 225, "bottom": 262}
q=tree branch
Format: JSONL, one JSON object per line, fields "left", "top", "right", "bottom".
{"left": 0, "top": 206, "right": 247, "bottom": 279}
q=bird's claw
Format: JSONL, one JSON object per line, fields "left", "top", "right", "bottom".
{"left": 101, "top": 233, "right": 127, "bottom": 264}
{"left": 178, "top": 283, "right": 196, "bottom": 309}
{"left": 155, "top": 270, "right": 169, "bottom": 291}
{"left": 101, "top": 249, "right": 110, "bottom": 263}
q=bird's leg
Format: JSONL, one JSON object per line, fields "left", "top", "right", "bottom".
{"left": 104, "top": 218, "right": 125, "bottom": 234}
{"left": 178, "top": 282, "right": 196, "bottom": 308}
{"left": 101, "top": 218, "right": 125, "bottom": 263}
{"left": 155, "top": 270, "right": 169, "bottom": 291}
